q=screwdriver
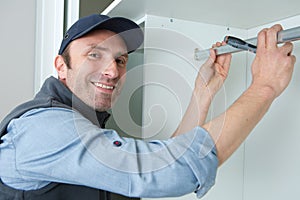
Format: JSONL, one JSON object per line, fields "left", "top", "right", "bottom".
{"left": 224, "top": 36, "right": 257, "bottom": 53}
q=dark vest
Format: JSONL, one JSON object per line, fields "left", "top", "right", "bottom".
{"left": 0, "top": 77, "right": 112, "bottom": 200}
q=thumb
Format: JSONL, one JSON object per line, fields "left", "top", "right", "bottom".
{"left": 202, "top": 48, "right": 216, "bottom": 68}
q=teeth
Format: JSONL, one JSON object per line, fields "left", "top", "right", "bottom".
{"left": 94, "top": 83, "right": 114, "bottom": 90}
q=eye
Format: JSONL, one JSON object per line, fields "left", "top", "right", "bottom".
{"left": 116, "top": 56, "right": 127, "bottom": 67}
{"left": 88, "top": 52, "right": 101, "bottom": 59}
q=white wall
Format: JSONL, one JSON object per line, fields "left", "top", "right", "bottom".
{"left": 142, "top": 14, "right": 300, "bottom": 200}
{"left": 142, "top": 15, "right": 248, "bottom": 200}
{"left": 244, "top": 15, "right": 300, "bottom": 200}
{"left": 0, "top": 0, "right": 36, "bottom": 120}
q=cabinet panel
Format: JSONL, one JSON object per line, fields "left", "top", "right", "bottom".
{"left": 142, "top": 15, "right": 247, "bottom": 200}
{"left": 244, "top": 15, "right": 300, "bottom": 200}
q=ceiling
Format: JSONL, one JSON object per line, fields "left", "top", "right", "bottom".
{"left": 105, "top": 0, "right": 300, "bottom": 29}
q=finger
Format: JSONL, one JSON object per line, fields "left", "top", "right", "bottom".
{"left": 291, "top": 55, "right": 297, "bottom": 65}
{"left": 266, "top": 24, "right": 283, "bottom": 48}
{"left": 210, "top": 48, "right": 217, "bottom": 62}
{"left": 215, "top": 42, "right": 227, "bottom": 64}
{"left": 280, "top": 42, "right": 293, "bottom": 56}
{"left": 256, "top": 28, "right": 268, "bottom": 51}
{"left": 222, "top": 40, "right": 232, "bottom": 65}
{"left": 222, "top": 53, "right": 232, "bottom": 73}
{"left": 202, "top": 48, "right": 216, "bottom": 68}
{"left": 212, "top": 42, "right": 222, "bottom": 48}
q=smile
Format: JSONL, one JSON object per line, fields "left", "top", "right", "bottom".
{"left": 93, "top": 82, "right": 115, "bottom": 90}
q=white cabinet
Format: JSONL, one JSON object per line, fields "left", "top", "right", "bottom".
{"left": 105, "top": 0, "right": 300, "bottom": 199}
{"left": 139, "top": 14, "right": 247, "bottom": 200}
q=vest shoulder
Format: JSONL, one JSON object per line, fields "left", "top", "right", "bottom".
{"left": 0, "top": 97, "right": 72, "bottom": 137}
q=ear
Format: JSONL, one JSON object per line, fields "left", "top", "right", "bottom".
{"left": 54, "top": 55, "right": 68, "bottom": 81}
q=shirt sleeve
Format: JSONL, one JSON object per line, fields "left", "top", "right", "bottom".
{"left": 3, "top": 107, "right": 218, "bottom": 198}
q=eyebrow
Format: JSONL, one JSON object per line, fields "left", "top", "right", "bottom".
{"left": 86, "top": 44, "right": 109, "bottom": 52}
{"left": 85, "top": 44, "right": 128, "bottom": 57}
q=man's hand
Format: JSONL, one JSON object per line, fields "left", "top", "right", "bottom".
{"left": 203, "top": 24, "right": 297, "bottom": 165}
{"left": 195, "top": 42, "right": 232, "bottom": 96}
{"left": 172, "top": 43, "right": 232, "bottom": 137}
{"left": 251, "top": 24, "right": 296, "bottom": 98}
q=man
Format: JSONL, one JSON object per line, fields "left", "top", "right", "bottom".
{"left": 0, "top": 14, "right": 296, "bottom": 200}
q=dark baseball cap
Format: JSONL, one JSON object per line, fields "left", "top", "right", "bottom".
{"left": 58, "top": 14, "right": 144, "bottom": 55}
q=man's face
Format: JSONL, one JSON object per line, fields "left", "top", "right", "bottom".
{"left": 59, "top": 30, "right": 128, "bottom": 111}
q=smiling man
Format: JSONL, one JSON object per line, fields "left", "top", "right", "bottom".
{"left": 56, "top": 29, "right": 129, "bottom": 111}
{"left": 0, "top": 14, "right": 296, "bottom": 200}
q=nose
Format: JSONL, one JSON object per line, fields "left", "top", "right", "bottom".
{"left": 102, "top": 59, "right": 119, "bottom": 79}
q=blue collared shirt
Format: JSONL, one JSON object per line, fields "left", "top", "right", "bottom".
{"left": 0, "top": 107, "right": 218, "bottom": 198}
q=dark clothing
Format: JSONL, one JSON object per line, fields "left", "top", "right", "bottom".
{"left": 0, "top": 77, "right": 111, "bottom": 200}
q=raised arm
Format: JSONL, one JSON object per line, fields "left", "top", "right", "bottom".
{"left": 203, "top": 24, "right": 296, "bottom": 165}
{"left": 172, "top": 42, "right": 232, "bottom": 137}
